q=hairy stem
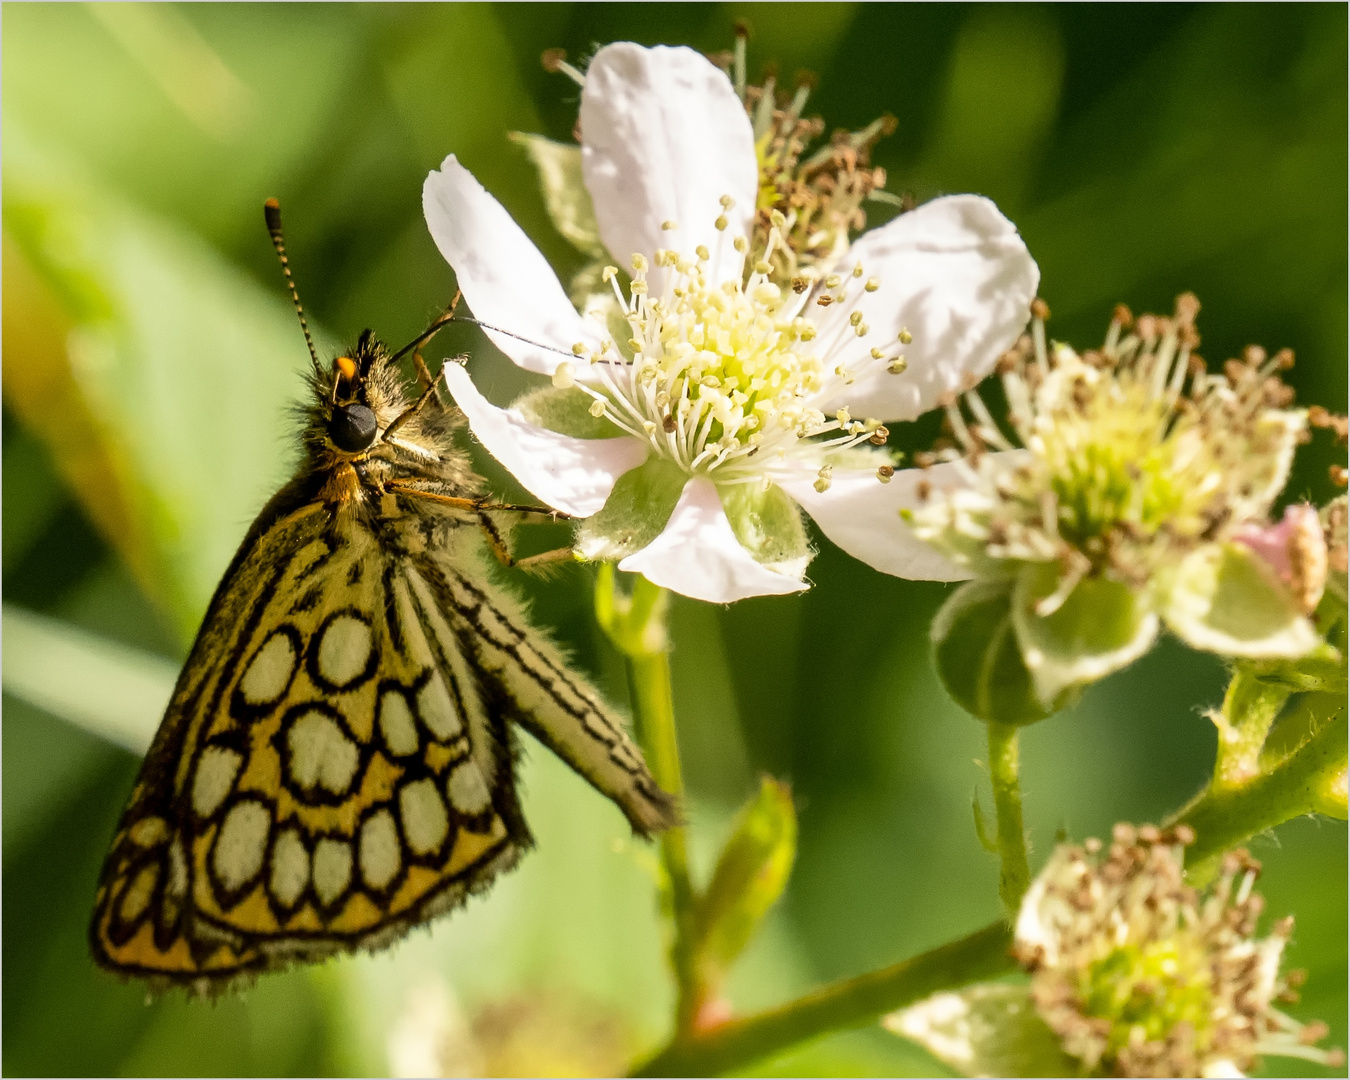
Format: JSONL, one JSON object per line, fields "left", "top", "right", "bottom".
{"left": 597, "top": 568, "right": 702, "bottom": 1035}
{"left": 1169, "top": 700, "right": 1347, "bottom": 878}
{"left": 987, "top": 721, "right": 1030, "bottom": 915}
{"left": 1211, "top": 665, "right": 1292, "bottom": 788}
{"left": 631, "top": 920, "right": 1016, "bottom": 1077}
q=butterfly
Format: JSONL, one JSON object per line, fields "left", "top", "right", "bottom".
{"left": 89, "top": 199, "right": 675, "bottom": 992}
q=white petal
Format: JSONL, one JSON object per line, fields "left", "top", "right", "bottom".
{"left": 423, "top": 155, "right": 601, "bottom": 375}
{"left": 442, "top": 364, "right": 646, "bottom": 517}
{"left": 580, "top": 43, "right": 757, "bottom": 287}
{"left": 779, "top": 461, "right": 973, "bottom": 581}
{"left": 813, "top": 195, "right": 1039, "bottom": 421}
{"left": 618, "top": 478, "right": 808, "bottom": 603}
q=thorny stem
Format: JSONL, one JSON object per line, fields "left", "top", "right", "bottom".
{"left": 595, "top": 566, "right": 702, "bottom": 1037}
{"left": 631, "top": 920, "right": 1016, "bottom": 1077}
{"left": 987, "top": 721, "right": 1031, "bottom": 915}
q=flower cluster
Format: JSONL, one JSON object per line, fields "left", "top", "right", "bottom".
{"left": 916, "top": 297, "right": 1321, "bottom": 711}
{"left": 1014, "top": 824, "right": 1340, "bottom": 1078}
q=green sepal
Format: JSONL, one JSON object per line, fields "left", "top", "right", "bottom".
{"left": 1013, "top": 562, "right": 1159, "bottom": 707}
{"left": 931, "top": 579, "right": 1060, "bottom": 726}
{"left": 720, "top": 483, "right": 812, "bottom": 571}
{"left": 1163, "top": 542, "right": 1321, "bottom": 660}
{"left": 507, "top": 131, "right": 605, "bottom": 257}
{"left": 692, "top": 776, "right": 797, "bottom": 991}
{"left": 512, "top": 384, "right": 625, "bottom": 439}
{"left": 576, "top": 457, "right": 686, "bottom": 562}
{"left": 884, "top": 983, "right": 1080, "bottom": 1079}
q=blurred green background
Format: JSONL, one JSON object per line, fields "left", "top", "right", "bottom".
{"left": 3, "top": 3, "right": 1345, "bottom": 1076}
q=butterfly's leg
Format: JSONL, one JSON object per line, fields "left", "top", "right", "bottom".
{"left": 383, "top": 359, "right": 462, "bottom": 443}
{"left": 474, "top": 509, "right": 577, "bottom": 573}
{"left": 411, "top": 351, "right": 444, "bottom": 407}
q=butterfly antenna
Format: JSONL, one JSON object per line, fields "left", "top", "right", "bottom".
{"left": 263, "top": 198, "right": 321, "bottom": 370}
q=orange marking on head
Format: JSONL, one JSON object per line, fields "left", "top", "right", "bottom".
{"left": 335, "top": 355, "right": 358, "bottom": 383}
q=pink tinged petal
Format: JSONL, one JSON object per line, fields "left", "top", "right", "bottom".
{"left": 579, "top": 43, "right": 757, "bottom": 287}
{"left": 618, "top": 478, "right": 809, "bottom": 603}
{"left": 423, "top": 155, "right": 601, "bottom": 376}
{"left": 442, "top": 364, "right": 646, "bottom": 517}
{"left": 779, "top": 461, "right": 973, "bottom": 582}
{"left": 814, "top": 195, "right": 1039, "bottom": 421}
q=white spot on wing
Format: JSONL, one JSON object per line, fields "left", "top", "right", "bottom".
{"left": 312, "top": 838, "right": 352, "bottom": 906}
{"left": 360, "top": 809, "right": 401, "bottom": 889}
{"left": 270, "top": 828, "right": 310, "bottom": 908}
{"left": 399, "top": 778, "right": 449, "bottom": 855}
{"left": 417, "top": 673, "right": 461, "bottom": 740}
{"left": 192, "top": 746, "right": 243, "bottom": 818}
{"left": 318, "top": 614, "right": 373, "bottom": 687}
{"left": 446, "top": 762, "right": 492, "bottom": 815}
{"left": 119, "top": 863, "right": 158, "bottom": 922}
{"left": 214, "top": 801, "right": 270, "bottom": 892}
{"left": 287, "top": 710, "right": 360, "bottom": 795}
{"left": 239, "top": 631, "right": 296, "bottom": 705}
{"left": 379, "top": 690, "right": 419, "bottom": 757}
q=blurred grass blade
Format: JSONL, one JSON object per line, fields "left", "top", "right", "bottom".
{"left": 2, "top": 604, "right": 172, "bottom": 754}
{"left": 3, "top": 126, "right": 324, "bottom": 639}
{"left": 694, "top": 777, "right": 797, "bottom": 993}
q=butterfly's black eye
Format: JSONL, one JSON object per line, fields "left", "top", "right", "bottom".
{"left": 329, "top": 403, "right": 378, "bottom": 452}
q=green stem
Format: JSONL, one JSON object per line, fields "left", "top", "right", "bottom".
{"left": 1169, "top": 703, "right": 1347, "bottom": 877}
{"left": 1211, "top": 665, "right": 1291, "bottom": 788}
{"left": 987, "top": 721, "right": 1030, "bottom": 915}
{"left": 596, "top": 567, "right": 703, "bottom": 1035}
{"left": 631, "top": 920, "right": 1015, "bottom": 1077}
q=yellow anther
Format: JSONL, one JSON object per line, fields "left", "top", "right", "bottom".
{"left": 695, "top": 244, "right": 711, "bottom": 260}
{"left": 602, "top": 266, "right": 618, "bottom": 282}
{"left": 552, "top": 362, "right": 575, "bottom": 389}
{"left": 571, "top": 342, "right": 588, "bottom": 356}
{"left": 852, "top": 263, "right": 864, "bottom": 277}
{"left": 871, "top": 347, "right": 885, "bottom": 360}
{"left": 899, "top": 328, "right": 913, "bottom": 344}
{"left": 849, "top": 311, "right": 863, "bottom": 327}
{"left": 877, "top": 464, "right": 894, "bottom": 484}
{"left": 719, "top": 194, "right": 735, "bottom": 209}
{"left": 631, "top": 253, "right": 648, "bottom": 272}
{"left": 661, "top": 220, "right": 678, "bottom": 231}
{"left": 733, "top": 236, "right": 748, "bottom": 253}
{"left": 754, "top": 260, "right": 772, "bottom": 275}
{"left": 770, "top": 209, "right": 787, "bottom": 229}
{"left": 628, "top": 338, "right": 644, "bottom": 353}
{"left": 825, "top": 274, "right": 842, "bottom": 289}
{"left": 835, "top": 408, "right": 851, "bottom": 425}
{"left": 888, "top": 357, "right": 909, "bottom": 374}
{"left": 589, "top": 399, "right": 607, "bottom": 418}
{"left": 715, "top": 214, "right": 729, "bottom": 231}
{"left": 855, "top": 323, "right": 869, "bottom": 337}
{"left": 865, "top": 277, "right": 880, "bottom": 292}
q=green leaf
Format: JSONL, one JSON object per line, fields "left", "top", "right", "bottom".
{"left": 694, "top": 777, "right": 797, "bottom": 991}
{"left": 507, "top": 131, "right": 606, "bottom": 257}
{"left": 1, "top": 604, "right": 175, "bottom": 754}
{"left": 720, "top": 482, "right": 812, "bottom": 572}
{"left": 1013, "top": 562, "right": 1159, "bottom": 706}
{"left": 931, "top": 579, "right": 1059, "bottom": 725}
{"left": 512, "top": 384, "right": 625, "bottom": 439}
{"left": 1164, "top": 542, "right": 1322, "bottom": 660}
{"left": 576, "top": 457, "right": 686, "bottom": 563}
{"left": 883, "top": 983, "right": 1080, "bottom": 1078}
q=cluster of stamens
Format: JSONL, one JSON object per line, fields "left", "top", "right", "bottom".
{"left": 1015, "top": 824, "right": 1340, "bottom": 1077}
{"left": 552, "top": 202, "right": 904, "bottom": 491}
{"left": 908, "top": 295, "right": 1309, "bottom": 590}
